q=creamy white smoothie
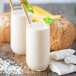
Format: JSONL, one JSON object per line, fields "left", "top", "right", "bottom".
{"left": 26, "top": 22, "right": 50, "bottom": 71}
{"left": 11, "top": 9, "right": 32, "bottom": 55}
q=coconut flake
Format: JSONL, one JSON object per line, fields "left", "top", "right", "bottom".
{"left": 0, "top": 58, "right": 24, "bottom": 76}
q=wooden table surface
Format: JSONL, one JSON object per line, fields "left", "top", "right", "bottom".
{"left": 0, "top": 3, "right": 75, "bottom": 76}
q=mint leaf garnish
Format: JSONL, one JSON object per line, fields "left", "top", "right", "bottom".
{"left": 43, "top": 17, "right": 54, "bottom": 24}
{"left": 27, "top": 9, "right": 34, "bottom": 14}
{"left": 24, "top": 4, "right": 34, "bottom": 14}
{"left": 24, "top": 4, "right": 30, "bottom": 9}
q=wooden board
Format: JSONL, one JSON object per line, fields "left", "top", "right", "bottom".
{"left": 0, "top": 42, "right": 76, "bottom": 76}
{"left": 0, "top": 43, "right": 56, "bottom": 76}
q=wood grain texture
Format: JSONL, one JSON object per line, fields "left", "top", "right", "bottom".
{"left": 0, "top": 43, "right": 59, "bottom": 76}
{"left": 47, "top": 71, "right": 61, "bottom": 76}
{"left": 65, "top": 73, "right": 76, "bottom": 76}
{"left": 14, "top": 54, "right": 50, "bottom": 75}
{"left": 0, "top": 42, "right": 75, "bottom": 76}
{"left": 0, "top": 43, "right": 13, "bottom": 59}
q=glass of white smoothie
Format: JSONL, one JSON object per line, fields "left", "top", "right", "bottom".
{"left": 11, "top": 9, "right": 32, "bottom": 55}
{"left": 26, "top": 22, "right": 50, "bottom": 71}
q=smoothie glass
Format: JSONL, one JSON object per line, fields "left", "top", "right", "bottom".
{"left": 11, "top": 9, "right": 32, "bottom": 55}
{"left": 26, "top": 22, "right": 50, "bottom": 71}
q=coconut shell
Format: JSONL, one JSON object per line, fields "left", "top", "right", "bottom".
{"left": 50, "top": 18, "right": 76, "bottom": 51}
{"left": 0, "top": 12, "right": 10, "bottom": 43}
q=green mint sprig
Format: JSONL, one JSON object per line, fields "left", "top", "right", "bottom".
{"left": 24, "top": 4, "right": 34, "bottom": 14}
{"left": 27, "top": 8, "right": 34, "bottom": 14}
{"left": 43, "top": 16, "right": 54, "bottom": 24}
{"left": 24, "top": 4, "right": 30, "bottom": 9}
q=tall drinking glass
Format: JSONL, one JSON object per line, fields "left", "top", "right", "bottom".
{"left": 26, "top": 22, "right": 50, "bottom": 71}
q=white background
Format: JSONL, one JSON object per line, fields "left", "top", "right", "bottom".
{"left": 4, "top": 0, "right": 76, "bottom": 4}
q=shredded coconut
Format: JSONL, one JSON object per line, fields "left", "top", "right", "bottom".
{"left": 0, "top": 58, "right": 24, "bottom": 76}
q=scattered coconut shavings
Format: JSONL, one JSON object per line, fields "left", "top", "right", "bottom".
{"left": 0, "top": 58, "right": 24, "bottom": 76}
